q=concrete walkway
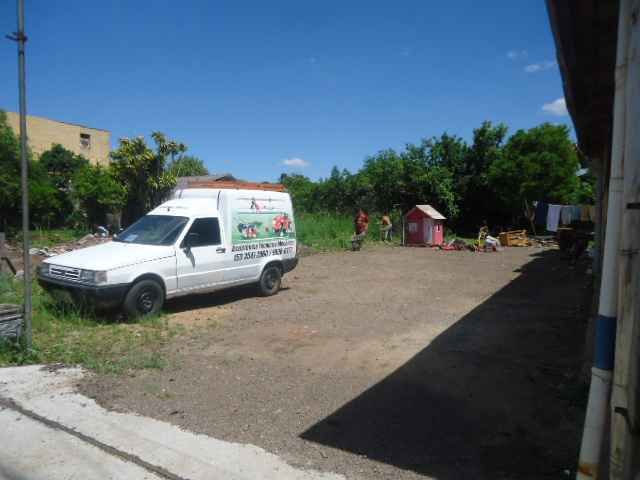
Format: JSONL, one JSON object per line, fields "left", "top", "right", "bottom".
{"left": 0, "top": 366, "right": 344, "bottom": 480}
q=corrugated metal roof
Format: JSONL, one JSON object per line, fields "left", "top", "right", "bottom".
{"left": 414, "top": 205, "right": 446, "bottom": 220}
{"left": 546, "top": 0, "right": 618, "bottom": 158}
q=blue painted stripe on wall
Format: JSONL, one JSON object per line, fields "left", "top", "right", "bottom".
{"left": 595, "top": 315, "right": 617, "bottom": 370}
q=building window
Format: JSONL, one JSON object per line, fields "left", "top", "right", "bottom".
{"left": 80, "top": 133, "right": 91, "bottom": 149}
{"left": 408, "top": 222, "right": 418, "bottom": 233}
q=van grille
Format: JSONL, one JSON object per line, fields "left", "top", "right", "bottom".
{"left": 49, "top": 265, "right": 81, "bottom": 281}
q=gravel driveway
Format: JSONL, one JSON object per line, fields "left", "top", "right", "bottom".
{"left": 82, "top": 245, "right": 589, "bottom": 480}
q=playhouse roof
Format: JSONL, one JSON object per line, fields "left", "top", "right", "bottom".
{"left": 411, "top": 205, "right": 446, "bottom": 220}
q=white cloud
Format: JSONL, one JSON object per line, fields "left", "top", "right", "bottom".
{"left": 507, "top": 49, "right": 528, "bottom": 60}
{"left": 524, "top": 60, "right": 557, "bottom": 73}
{"left": 542, "top": 97, "right": 568, "bottom": 116}
{"left": 282, "top": 157, "right": 310, "bottom": 168}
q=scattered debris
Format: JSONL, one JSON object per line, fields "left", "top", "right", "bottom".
{"left": 531, "top": 236, "right": 558, "bottom": 248}
{"left": 441, "top": 238, "right": 471, "bottom": 251}
{"left": 30, "top": 246, "right": 73, "bottom": 257}
{"left": 28, "top": 234, "right": 111, "bottom": 258}
{"left": 76, "top": 234, "right": 95, "bottom": 245}
{"left": 2, "top": 232, "right": 112, "bottom": 277}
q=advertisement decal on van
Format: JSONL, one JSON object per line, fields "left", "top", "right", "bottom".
{"left": 231, "top": 197, "right": 296, "bottom": 262}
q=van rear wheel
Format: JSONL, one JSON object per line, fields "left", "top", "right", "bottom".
{"left": 258, "top": 265, "right": 282, "bottom": 296}
{"left": 124, "top": 279, "right": 164, "bottom": 319}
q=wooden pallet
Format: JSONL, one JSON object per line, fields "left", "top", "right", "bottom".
{"left": 499, "top": 230, "right": 529, "bottom": 247}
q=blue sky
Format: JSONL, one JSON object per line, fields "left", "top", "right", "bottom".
{"left": 0, "top": 1, "right": 571, "bottom": 181}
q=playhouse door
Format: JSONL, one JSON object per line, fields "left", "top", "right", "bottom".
{"left": 424, "top": 219, "right": 433, "bottom": 243}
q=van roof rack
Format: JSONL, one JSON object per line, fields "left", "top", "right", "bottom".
{"left": 185, "top": 180, "right": 287, "bottom": 192}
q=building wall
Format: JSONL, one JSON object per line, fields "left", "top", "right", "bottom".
{"left": 5, "top": 111, "right": 111, "bottom": 165}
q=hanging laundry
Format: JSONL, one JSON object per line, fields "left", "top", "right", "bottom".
{"left": 560, "top": 205, "right": 574, "bottom": 225}
{"left": 535, "top": 201, "right": 549, "bottom": 225}
{"left": 580, "top": 205, "right": 590, "bottom": 222}
{"left": 572, "top": 205, "right": 581, "bottom": 221}
{"left": 547, "top": 204, "right": 562, "bottom": 232}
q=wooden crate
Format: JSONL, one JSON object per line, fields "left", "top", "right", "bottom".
{"left": 499, "top": 230, "right": 529, "bottom": 247}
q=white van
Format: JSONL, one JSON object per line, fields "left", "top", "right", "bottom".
{"left": 37, "top": 187, "right": 298, "bottom": 317}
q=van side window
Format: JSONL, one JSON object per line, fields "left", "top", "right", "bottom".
{"left": 184, "top": 218, "right": 221, "bottom": 247}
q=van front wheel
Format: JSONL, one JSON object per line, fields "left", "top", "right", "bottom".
{"left": 124, "top": 279, "right": 164, "bottom": 319}
{"left": 258, "top": 266, "right": 282, "bottom": 296}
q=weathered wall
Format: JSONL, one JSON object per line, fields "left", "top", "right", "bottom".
{"left": 5, "top": 111, "right": 110, "bottom": 165}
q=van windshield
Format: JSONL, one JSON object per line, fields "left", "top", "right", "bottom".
{"left": 114, "top": 215, "right": 188, "bottom": 246}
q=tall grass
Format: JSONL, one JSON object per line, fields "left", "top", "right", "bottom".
{"left": 295, "top": 212, "right": 396, "bottom": 251}
{"left": 12, "top": 228, "right": 87, "bottom": 249}
{"left": 0, "top": 273, "right": 173, "bottom": 373}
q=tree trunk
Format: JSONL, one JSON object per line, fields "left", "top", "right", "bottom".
{"left": 523, "top": 199, "right": 537, "bottom": 236}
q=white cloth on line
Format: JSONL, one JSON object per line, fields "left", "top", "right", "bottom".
{"left": 560, "top": 205, "right": 573, "bottom": 225}
{"left": 547, "top": 204, "right": 562, "bottom": 232}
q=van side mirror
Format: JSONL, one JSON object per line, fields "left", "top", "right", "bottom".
{"left": 183, "top": 232, "right": 200, "bottom": 250}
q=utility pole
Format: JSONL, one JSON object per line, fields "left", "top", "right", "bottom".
{"left": 7, "top": 0, "right": 32, "bottom": 349}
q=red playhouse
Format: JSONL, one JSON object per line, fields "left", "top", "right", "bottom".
{"left": 405, "top": 205, "right": 446, "bottom": 246}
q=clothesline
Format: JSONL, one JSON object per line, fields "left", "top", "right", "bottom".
{"left": 534, "top": 201, "right": 595, "bottom": 232}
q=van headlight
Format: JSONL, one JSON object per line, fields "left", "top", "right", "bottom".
{"left": 37, "top": 264, "right": 50, "bottom": 276}
{"left": 80, "top": 270, "right": 108, "bottom": 285}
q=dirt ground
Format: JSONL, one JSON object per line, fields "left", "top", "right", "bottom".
{"left": 81, "top": 245, "right": 590, "bottom": 480}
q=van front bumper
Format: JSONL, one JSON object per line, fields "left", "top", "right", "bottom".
{"left": 37, "top": 275, "right": 129, "bottom": 310}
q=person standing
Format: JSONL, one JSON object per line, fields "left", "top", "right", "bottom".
{"left": 380, "top": 213, "right": 392, "bottom": 242}
{"left": 354, "top": 208, "right": 369, "bottom": 236}
{"left": 351, "top": 209, "right": 370, "bottom": 251}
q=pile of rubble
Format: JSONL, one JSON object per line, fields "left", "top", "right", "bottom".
{"left": 28, "top": 233, "right": 111, "bottom": 258}
{"left": 1, "top": 231, "right": 113, "bottom": 277}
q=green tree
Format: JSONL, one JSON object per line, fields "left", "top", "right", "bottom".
{"left": 572, "top": 170, "right": 596, "bottom": 204}
{"left": 72, "top": 165, "right": 126, "bottom": 228}
{"left": 358, "top": 145, "right": 459, "bottom": 219}
{"left": 408, "top": 134, "right": 469, "bottom": 218}
{"left": 0, "top": 110, "right": 59, "bottom": 230}
{"left": 168, "top": 155, "right": 209, "bottom": 177}
{"left": 110, "top": 133, "right": 182, "bottom": 225}
{"left": 280, "top": 173, "right": 317, "bottom": 212}
{"left": 459, "top": 121, "right": 509, "bottom": 230}
{"left": 278, "top": 120, "right": 584, "bottom": 234}
{"left": 318, "top": 167, "right": 353, "bottom": 212}
{"left": 360, "top": 149, "right": 404, "bottom": 212}
{"left": 422, "top": 133, "right": 469, "bottom": 173}
{"left": 489, "top": 123, "right": 580, "bottom": 228}
{"left": 0, "top": 111, "right": 21, "bottom": 229}
{"left": 39, "top": 144, "right": 90, "bottom": 224}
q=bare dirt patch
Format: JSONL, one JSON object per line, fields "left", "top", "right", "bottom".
{"left": 81, "top": 245, "right": 590, "bottom": 479}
